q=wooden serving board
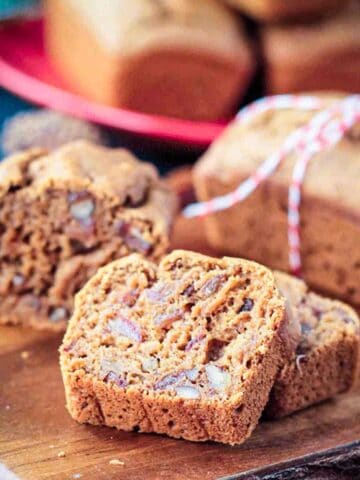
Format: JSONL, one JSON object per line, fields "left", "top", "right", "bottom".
{"left": 1, "top": 213, "right": 360, "bottom": 480}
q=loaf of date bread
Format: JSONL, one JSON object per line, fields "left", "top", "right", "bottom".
{"left": 262, "top": 1, "right": 360, "bottom": 94}
{"left": 44, "top": 0, "right": 254, "bottom": 121}
{"left": 222, "top": 0, "right": 347, "bottom": 22}
{"left": 269, "top": 271, "right": 360, "bottom": 418}
{"left": 0, "top": 141, "right": 176, "bottom": 330}
{"left": 193, "top": 95, "right": 360, "bottom": 307}
{"left": 60, "top": 250, "right": 290, "bottom": 445}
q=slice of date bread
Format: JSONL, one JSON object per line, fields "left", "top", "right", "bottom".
{"left": 266, "top": 271, "right": 360, "bottom": 418}
{"left": 0, "top": 141, "right": 176, "bottom": 330}
{"left": 60, "top": 250, "right": 289, "bottom": 445}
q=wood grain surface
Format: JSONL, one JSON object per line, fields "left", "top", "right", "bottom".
{"left": 1, "top": 181, "right": 360, "bottom": 480}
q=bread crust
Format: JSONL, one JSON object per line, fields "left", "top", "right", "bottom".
{"left": 262, "top": 3, "right": 360, "bottom": 93}
{"left": 267, "top": 272, "right": 360, "bottom": 418}
{"left": 44, "top": 0, "right": 254, "bottom": 120}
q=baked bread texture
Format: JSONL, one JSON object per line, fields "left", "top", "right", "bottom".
{"left": 223, "top": 0, "right": 347, "bottom": 22}
{"left": 0, "top": 141, "right": 176, "bottom": 330}
{"left": 262, "top": 2, "right": 360, "bottom": 93}
{"left": 268, "top": 272, "right": 360, "bottom": 418}
{"left": 60, "top": 250, "right": 289, "bottom": 445}
{"left": 193, "top": 94, "right": 360, "bottom": 307}
{"left": 44, "top": 0, "right": 254, "bottom": 121}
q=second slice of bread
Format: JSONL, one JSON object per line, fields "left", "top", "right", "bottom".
{"left": 267, "top": 272, "right": 360, "bottom": 418}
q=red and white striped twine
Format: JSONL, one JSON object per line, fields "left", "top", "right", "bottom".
{"left": 183, "top": 94, "right": 360, "bottom": 275}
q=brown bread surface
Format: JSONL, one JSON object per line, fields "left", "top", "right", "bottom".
{"left": 262, "top": 2, "right": 360, "bottom": 94}
{"left": 267, "top": 271, "right": 360, "bottom": 418}
{"left": 60, "top": 250, "right": 288, "bottom": 445}
{"left": 44, "top": 0, "right": 254, "bottom": 121}
{"left": 193, "top": 94, "right": 360, "bottom": 307}
{"left": 0, "top": 141, "right": 176, "bottom": 330}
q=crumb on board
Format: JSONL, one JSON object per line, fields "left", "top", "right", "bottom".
{"left": 109, "top": 459, "right": 125, "bottom": 466}
{"left": 73, "top": 474, "right": 82, "bottom": 479}
{"left": 57, "top": 451, "right": 66, "bottom": 458}
{"left": 20, "top": 351, "right": 30, "bottom": 360}
{"left": 5, "top": 405, "right": 10, "bottom": 411}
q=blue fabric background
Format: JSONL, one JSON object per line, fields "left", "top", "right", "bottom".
{"left": 0, "top": 0, "right": 38, "bottom": 19}
{"left": 0, "top": 88, "right": 33, "bottom": 158}
{"left": 0, "top": 88, "right": 33, "bottom": 132}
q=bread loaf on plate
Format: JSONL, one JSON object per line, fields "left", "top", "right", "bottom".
{"left": 262, "top": 2, "right": 360, "bottom": 94}
{"left": 44, "top": 0, "right": 255, "bottom": 121}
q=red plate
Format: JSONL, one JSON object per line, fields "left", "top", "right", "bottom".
{"left": 0, "top": 19, "right": 228, "bottom": 147}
